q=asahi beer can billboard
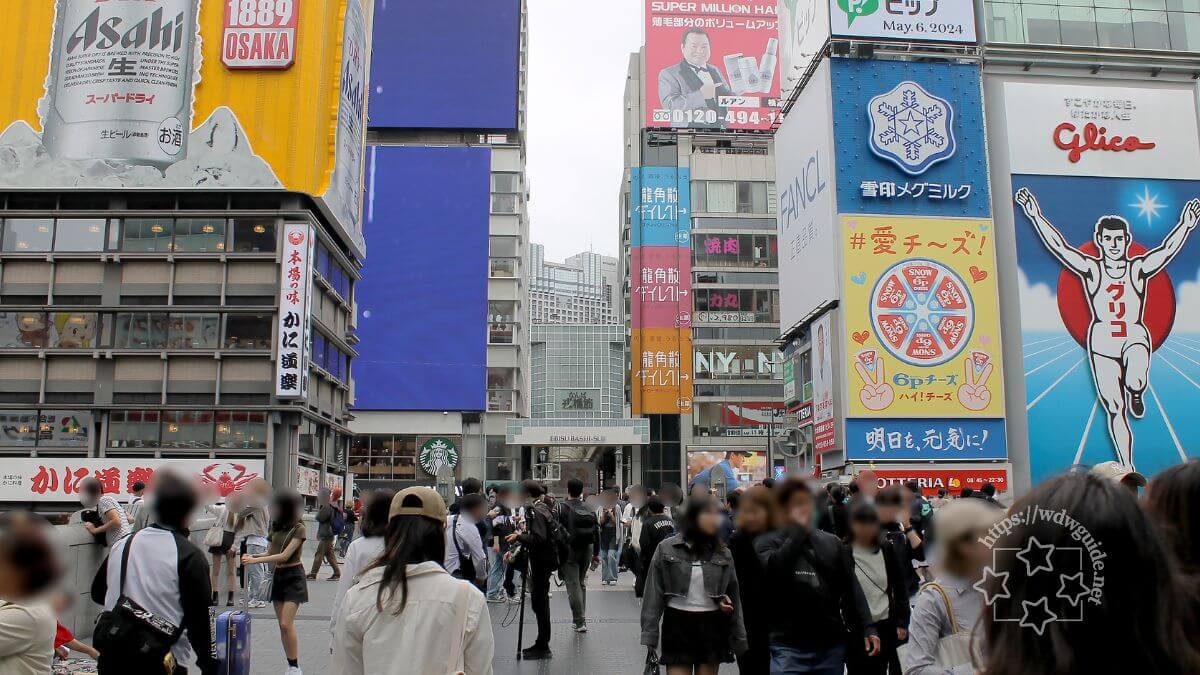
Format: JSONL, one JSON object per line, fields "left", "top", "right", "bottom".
{"left": 0, "top": 0, "right": 371, "bottom": 258}
{"left": 43, "top": 0, "right": 200, "bottom": 168}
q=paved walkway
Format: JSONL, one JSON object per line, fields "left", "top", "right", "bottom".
{"left": 245, "top": 541, "right": 737, "bottom": 674}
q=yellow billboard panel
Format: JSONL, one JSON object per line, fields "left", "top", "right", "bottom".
{"left": 0, "top": 0, "right": 370, "bottom": 256}
{"left": 631, "top": 328, "right": 693, "bottom": 416}
{"left": 842, "top": 215, "right": 1005, "bottom": 418}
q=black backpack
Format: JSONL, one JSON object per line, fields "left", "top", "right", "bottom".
{"left": 565, "top": 500, "right": 598, "bottom": 547}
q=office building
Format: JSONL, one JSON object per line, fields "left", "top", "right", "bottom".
{"left": 0, "top": 2, "right": 372, "bottom": 508}
{"left": 349, "top": 0, "right": 532, "bottom": 492}
{"left": 621, "top": 7, "right": 787, "bottom": 491}
{"left": 529, "top": 243, "right": 620, "bottom": 325}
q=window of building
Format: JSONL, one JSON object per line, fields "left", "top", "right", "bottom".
{"left": 2, "top": 219, "right": 54, "bottom": 252}
{"left": 53, "top": 219, "right": 108, "bottom": 251}
{"left": 108, "top": 410, "right": 161, "bottom": 448}
{"left": 493, "top": 173, "right": 520, "bottom": 193}
{"left": 693, "top": 288, "right": 779, "bottom": 322}
{"left": 984, "top": 0, "right": 1199, "bottom": 49}
{"left": 112, "top": 312, "right": 169, "bottom": 349}
{"left": 490, "top": 258, "right": 517, "bottom": 278}
{"left": 120, "top": 218, "right": 174, "bottom": 252}
{"left": 161, "top": 410, "right": 214, "bottom": 448}
{"left": 167, "top": 314, "right": 220, "bottom": 349}
{"left": 800, "top": 349, "right": 814, "bottom": 402}
{"left": 492, "top": 194, "right": 518, "bottom": 213}
{"left": 173, "top": 218, "right": 226, "bottom": 252}
{"left": 693, "top": 217, "right": 777, "bottom": 231}
{"left": 486, "top": 436, "right": 513, "bottom": 481}
{"left": 225, "top": 314, "right": 272, "bottom": 350}
{"left": 489, "top": 301, "right": 517, "bottom": 344}
{"left": 694, "top": 345, "right": 782, "bottom": 380}
{"left": 707, "top": 181, "right": 737, "bottom": 212}
{"left": 349, "top": 434, "right": 419, "bottom": 480}
{"left": 215, "top": 411, "right": 268, "bottom": 449}
{"left": 487, "top": 368, "right": 517, "bottom": 412}
{"left": 231, "top": 219, "right": 276, "bottom": 253}
{"left": 693, "top": 402, "right": 785, "bottom": 437}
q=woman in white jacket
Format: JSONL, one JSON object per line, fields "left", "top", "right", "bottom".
{"left": 332, "top": 486, "right": 494, "bottom": 675}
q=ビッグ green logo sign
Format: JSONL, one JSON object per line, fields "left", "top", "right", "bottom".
{"left": 837, "top": 0, "right": 879, "bottom": 25}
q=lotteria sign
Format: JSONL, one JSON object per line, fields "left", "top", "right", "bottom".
{"left": 871, "top": 464, "right": 1010, "bottom": 496}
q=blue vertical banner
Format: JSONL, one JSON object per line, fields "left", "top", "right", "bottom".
{"left": 631, "top": 167, "right": 692, "bottom": 247}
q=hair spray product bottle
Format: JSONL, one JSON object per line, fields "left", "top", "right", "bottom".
{"left": 758, "top": 38, "right": 778, "bottom": 93}
{"left": 740, "top": 56, "right": 762, "bottom": 93}
{"left": 723, "top": 53, "right": 748, "bottom": 94}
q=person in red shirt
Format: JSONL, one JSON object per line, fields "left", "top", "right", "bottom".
{"left": 51, "top": 592, "right": 99, "bottom": 661}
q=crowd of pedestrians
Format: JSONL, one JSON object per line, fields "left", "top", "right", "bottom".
{"left": 0, "top": 458, "right": 1198, "bottom": 674}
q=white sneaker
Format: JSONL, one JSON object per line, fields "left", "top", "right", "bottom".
{"left": 285, "top": 667, "right": 302, "bottom": 675}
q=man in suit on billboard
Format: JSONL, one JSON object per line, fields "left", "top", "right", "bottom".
{"left": 658, "top": 28, "right": 731, "bottom": 123}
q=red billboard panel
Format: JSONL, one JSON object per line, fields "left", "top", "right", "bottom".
{"left": 645, "top": 0, "right": 781, "bottom": 131}
{"left": 872, "top": 466, "right": 1010, "bottom": 497}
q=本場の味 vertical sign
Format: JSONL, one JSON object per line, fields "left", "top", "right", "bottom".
{"left": 276, "top": 223, "right": 314, "bottom": 400}
{"left": 223, "top": 0, "right": 300, "bottom": 69}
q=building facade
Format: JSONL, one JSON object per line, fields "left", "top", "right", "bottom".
{"left": 529, "top": 244, "right": 620, "bottom": 325}
{"left": 0, "top": 1, "right": 372, "bottom": 509}
{"left": 349, "top": 0, "right": 531, "bottom": 492}
{"left": 620, "top": 46, "right": 786, "bottom": 491}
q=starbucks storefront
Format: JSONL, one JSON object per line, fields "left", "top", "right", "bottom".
{"left": 348, "top": 433, "right": 464, "bottom": 493}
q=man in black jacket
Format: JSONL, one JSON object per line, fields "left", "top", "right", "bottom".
{"left": 557, "top": 478, "right": 599, "bottom": 633}
{"left": 508, "top": 480, "right": 557, "bottom": 661}
{"left": 635, "top": 497, "right": 675, "bottom": 598}
{"left": 877, "top": 485, "right": 926, "bottom": 597}
{"left": 756, "top": 477, "right": 878, "bottom": 674}
{"left": 92, "top": 470, "right": 217, "bottom": 675}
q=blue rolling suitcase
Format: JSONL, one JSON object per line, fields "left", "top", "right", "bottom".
{"left": 215, "top": 606, "right": 251, "bottom": 674}
{"left": 215, "top": 544, "right": 252, "bottom": 675}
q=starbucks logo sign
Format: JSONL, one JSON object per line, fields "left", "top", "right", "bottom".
{"left": 419, "top": 437, "right": 460, "bottom": 477}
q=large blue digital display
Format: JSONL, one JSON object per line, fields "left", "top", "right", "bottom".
{"left": 353, "top": 146, "right": 490, "bottom": 411}
{"left": 368, "top": 0, "right": 521, "bottom": 129}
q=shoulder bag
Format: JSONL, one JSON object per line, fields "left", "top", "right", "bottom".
{"left": 450, "top": 516, "right": 477, "bottom": 581}
{"left": 898, "top": 582, "right": 975, "bottom": 670}
{"left": 93, "top": 531, "right": 184, "bottom": 673}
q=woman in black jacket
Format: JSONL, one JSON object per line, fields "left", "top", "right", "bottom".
{"left": 728, "top": 486, "right": 777, "bottom": 674}
{"left": 844, "top": 500, "right": 910, "bottom": 675}
{"left": 641, "top": 495, "right": 748, "bottom": 674}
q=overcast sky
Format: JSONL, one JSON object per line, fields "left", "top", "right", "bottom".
{"left": 525, "top": 0, "right": 643, "bottom": 262}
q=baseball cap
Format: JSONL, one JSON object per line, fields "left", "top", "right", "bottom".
{"left": 1090, "top": 461, "right": 1147, "bottom": 488}
{"left": 388, "top": 487, "right": 448, "bottom": 524}
{"left": 934, "top": 498, "right": 1002, "bottom": 544}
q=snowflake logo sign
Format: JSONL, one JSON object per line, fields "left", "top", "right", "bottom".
{"left": 868, "top": 81, "right": 956, "bottom": 176}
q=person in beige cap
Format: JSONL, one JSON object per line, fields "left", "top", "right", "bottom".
{"left": 332, "top": 486, "right": 494, "bottom": 675}
{"left": 901, "top": 498, "right": 1002, "bottom": 674}
{"left": 1090, "top": 460, "right": 1147, "bottom": 495}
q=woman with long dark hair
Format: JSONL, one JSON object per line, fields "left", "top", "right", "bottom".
{"left": 729, "top": 486, "right": 775, "bottom": 674}
{"left": 331, "top": 489, "right": 394, "bottom": 637}
{"left": 641, "top": 495, "right": 747, "bottom": 674}
{"left": 979, "top": 472, "right": 1200, "bottom": 675}
{"left": 332, "top": 487, "right": 493, "bottom": 674}
{"left": 844, "top": 500, "right": 909, "bottom": 675}
{"left": 1145, "top": 460, "right": 1200, "bottom": 584}
{"left": 242, "top": 489, "right": 308, "bottom": 675}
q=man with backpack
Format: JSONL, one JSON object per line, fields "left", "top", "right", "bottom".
{"left": 557, "top": 478, "right": 600, "bottom": 633}
{"left": 308, "top": 488, "right": 343, "bottom": 581}
{"left": 507, "top": 480, "right": 565, "bottom": 661}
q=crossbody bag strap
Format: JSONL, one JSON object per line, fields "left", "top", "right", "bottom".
{"left": 922, "top": 582, "right": 960, "bottom": 634}
{"left": 452, "top": 516, "right": 467, "bottom": 563}
{"left": 117, "top": 530, "right": 138, "bottom": 595}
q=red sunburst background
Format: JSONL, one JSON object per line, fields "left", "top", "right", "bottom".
{"left": 1056, "top": 241, "right": 1176, "bottom": 351}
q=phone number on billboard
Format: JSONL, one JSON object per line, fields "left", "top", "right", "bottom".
{"left": 652, "top": 109, "right": 781, "bottom": 126}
